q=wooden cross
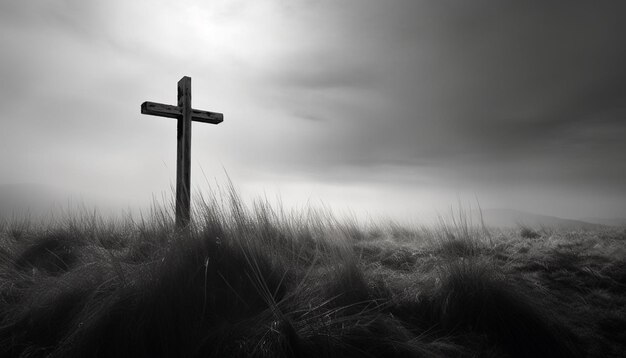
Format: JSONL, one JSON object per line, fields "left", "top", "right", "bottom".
{"left": 141, "top": 76, "right": 223, "bottom": 228}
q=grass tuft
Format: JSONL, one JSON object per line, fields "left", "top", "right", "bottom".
{"left": 519, "top": 225, "right": 541, "bottom": 239}
{"left": 432, "top": 260, "right": 583, "bottom": 358}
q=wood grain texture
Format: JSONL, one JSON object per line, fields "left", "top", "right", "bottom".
{"left": 141, "top": 101, "right": 223, "bottom": 124}
{"left": 176, "top": 76, "right": 192, "bottom": 228}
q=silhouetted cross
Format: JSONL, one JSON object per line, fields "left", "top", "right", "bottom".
{"left": 141, "top": 76, "right": 223, "bottom": 228}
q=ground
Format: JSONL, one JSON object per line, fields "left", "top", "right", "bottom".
{"left": 0, "top": 197, "right": 624, "bottom": 357}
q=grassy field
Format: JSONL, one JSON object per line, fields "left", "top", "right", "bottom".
{"left": 0, "top": 189, "right": 624, "bottom": 357}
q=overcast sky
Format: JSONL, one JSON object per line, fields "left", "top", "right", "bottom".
{"left": 1, "top": 0, "right": 625, "bottom": 221}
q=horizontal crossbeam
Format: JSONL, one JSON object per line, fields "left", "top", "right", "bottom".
{"left": 141, "top": 101, "right": 223, "bottom": 124}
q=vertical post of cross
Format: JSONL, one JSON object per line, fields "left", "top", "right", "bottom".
{"left": 176, "top": 76, "right": 192, "bottom": 228}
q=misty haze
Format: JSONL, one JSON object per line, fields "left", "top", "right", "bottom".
{"left": 0, "top": 1, "right": 625, "bottom": 357}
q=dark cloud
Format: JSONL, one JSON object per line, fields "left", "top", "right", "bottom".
{"left": 255, "top": 1, "right": 626, "bottom": 192}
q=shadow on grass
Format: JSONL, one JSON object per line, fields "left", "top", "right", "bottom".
{"left": 391, "top": 260, "right": 585, "bottom": 358}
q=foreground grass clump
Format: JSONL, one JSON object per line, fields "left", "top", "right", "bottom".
{"left": 0, "top": 193, "right": 623, "bottom": 357}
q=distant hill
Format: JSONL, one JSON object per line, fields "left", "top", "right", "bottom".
{"left": 476, "top": 208, "right": 606, "bottom": 231}
{"left": 580, "top": 217, "right": 626, "bottom": 228}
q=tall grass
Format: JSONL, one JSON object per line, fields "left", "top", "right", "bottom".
{"left": 0, "top": 185, "right": 614, "bottom": 357}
